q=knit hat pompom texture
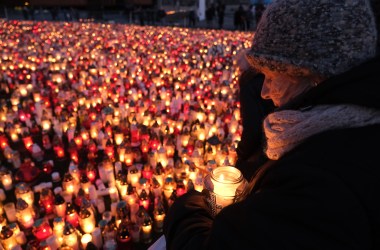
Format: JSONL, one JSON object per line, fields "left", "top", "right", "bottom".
{"left": 246, "top": 0, "right": 378, "bottom": 77}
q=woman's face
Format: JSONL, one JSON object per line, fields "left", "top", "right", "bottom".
{"left": 260, "top": 69, "right": 316, "bottom": 107}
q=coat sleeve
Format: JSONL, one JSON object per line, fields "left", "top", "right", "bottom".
{"left": 164, "top": 163, "right": 372, "bottom": 250}
{"left": 163, "top": 190, "right": 214, "bottom": 250}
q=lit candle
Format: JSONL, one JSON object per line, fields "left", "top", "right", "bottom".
{"left": 153, "top": 200, "right": 165, "bottom": 233}
{"left": 62, "top": 173, "right": 76, "bottom": 195}
{"left": 53, "top": 217, "right": 65, "bottom": 243}
{"left": 63, "top": 222, "right": 78, "bottom": 250}
{"left": 53, "top": 144, "right": 65, "bottom": 159}
{"left": 163, "top": 177, "right": 176, "bottom": 200}
{"left": 109, "top": 186, "right": 119, "bottom": 202}
{"left": 39, "top": 188, "right": 54, "bottom": 214}
{"left": 80, "top": 174, "right": 91, "bottom": 194}
{"left": 65, "top": 203, "right": 79, "bottom": 228}
{"left": 0, "top": 226, "right": 17, "bottom": 250}
{"left": 0, "top": 216, "right": 6, "bottom": 234}
{"left": 81, "top": 234, "right": 92, "bottom": 249}
{"left": 86, "top": 164, "right": 97, "bottom": 183}
{"left": 32, "top": 218, "right": 53, "bottom": 241}
{"left": 139, "top": 189, "right": 150, "bottom": 211}
{"left": 79, "top": 208, "right": 95, "bottom": 234}
{"left": 0, "top": 135, "right": 9, "bottom": 150}
{"left": 22, "top": 135, "right": 33, "bottom": 150}
{"left": 116, "top": 221, "right": 132, "bottom": 248}
{"left": 141, "top": 216, "right": 153, "bottom": 244}
{"left": 54, "top": 194, "right": 66, "bottom": 218}
{"left": 114, "top": 132, "right": 124, "bottom": 146}
{"left": 124, "top": 147, "right": 134, "bottom": 167}
{"left": 1, "top": 171, "right": 13, "bottom": 191}
{"left": 16, "top": 198, "right": 35, "bottom": 229}
{"left": 128, "top": 167, "right": 140, "bottom": 187}
{"left": 210, "top": 166, "right": 244, "bottom": 210}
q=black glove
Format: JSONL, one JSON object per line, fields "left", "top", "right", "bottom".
{"left": 163, "top": 190, "right": 213, "bottom": 250}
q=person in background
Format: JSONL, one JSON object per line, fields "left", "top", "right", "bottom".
{"left": 206, "top": 4, "right": 215, "bottom": 28}
{"left": 164, "top": 1, "right": 380, "bottom": 249}
{"left": 217, "top": 3, "right": 225, "bottom": 29}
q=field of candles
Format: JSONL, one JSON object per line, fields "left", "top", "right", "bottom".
{"left": 0, "top": 20, "right": 253, "bottom": 249}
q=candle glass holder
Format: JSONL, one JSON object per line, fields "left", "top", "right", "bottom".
{"left": 203, "top": 166, "right": 247, "bottom": 216}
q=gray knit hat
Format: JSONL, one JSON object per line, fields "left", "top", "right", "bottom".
{"left": 246, "top": 0, "right": 378, "bottom": 77}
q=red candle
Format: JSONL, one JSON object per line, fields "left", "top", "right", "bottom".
{"left": 54, "top": 145, "right": 65, "bottom": 158}
{"left": 149, "top": 137, "right": 159, "bottom": 151}
{"left": 39, "top": 188, "right": 54, "bottom": 214}
{"left": 65, "top": 203, "right": 79, "bottom": 228}
{"left": 74, "top": 136, "right": 83, "bottom": 148}
{"left": 32, "top": 219, "right": 53, "bottom": 241}
{"left": 23, "top": 136, "right": 33, "bottom": 150}
{"left": 105, "top": 139, "right": 114, "bottom": 159}
{"left": 70, "top": 150, "right": 79, "bottom": 164}
{"left": 142, "top": 165, "right": 153, "bottom": 180}
{"left": 139, "top": 189, "right": 150, "bottom": 211}
{"left": 68, "top": 140, "right": 79, "bottom": 163}
{"left": 130, "top": 124, "right": 140, "bottom": 146}
{"left": 86, "top": 165, "right": 97, "bottom": 183}
{"left": 87, "top": 140, "right": 97, "bottom": 153}
{"left": 0, "top": 135, "right": 8, "bottom": 150}
{"left": 140, "top": 140, "right": 149, "bottom": 154}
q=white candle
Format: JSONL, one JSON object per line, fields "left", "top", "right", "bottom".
{"left": 210, "top": 166, "right": 243, "bottom": 209}
{"left": 46, "top": 235, "right": 60, "bottom": 250}
{"left": 3, "top": 203, "right": 17, "bottom": 222}
{"left": 141, "top": 223, "right": 152, "bottom": 244}
{"left": 1, "top": 172, "right": 13, "bottom": 191}
{"left": 81, "top": 234, "right": 92, "bottom": 249}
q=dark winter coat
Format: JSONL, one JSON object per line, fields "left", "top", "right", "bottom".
{"left": 163, "top": 57, "right": 380, "bottom": 250}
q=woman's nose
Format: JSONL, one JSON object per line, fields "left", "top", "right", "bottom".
{"left": 261, "top": 78, "right": 271, "bottom": 100}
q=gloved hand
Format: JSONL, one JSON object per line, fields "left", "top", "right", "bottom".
{"left": 163, "top": 190, "right": 213, "bottom": 250}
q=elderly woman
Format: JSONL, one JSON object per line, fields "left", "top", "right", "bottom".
{"left": 163, "top": 0, "right": 380, "bottom": 249}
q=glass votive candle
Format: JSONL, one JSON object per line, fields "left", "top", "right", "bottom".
{"left": 54, "top": 194, "right": 67, "bottom": 218}
{"left": 16, "top": 199, "right": 35, "bottom": 229}
{"left": 81, "top": 233, "right": 92, "bottom": 249}
{"left": 0, "top": 171, "right": 13, "bottom": 191}
{"left": 141, "top": 216, "right": 153, "bottom": 244}
{"left": 210, "top": 166, "right": 243, "bottom": 196}
{"left": 65, "top": 203, "right": 79, "bottom": 228}
{"left": 0, "top": 226, "right": 17, "bottom": 250}
{"left": 39, "top": 188, "right": 54, "bottom": 214}
{"left": 32, "top": 218, "right": 53, "bottom": 241}
{"left": 153, "top": 204, "right": 165, "bottom": 233}
{"left": 63, "top": 222, "right": 78, "bottom": 250}
{"left": 163, "top": 177, "right": 176, "bottom": 200}
{"left": 204, "top": 166, "right": 246, "bottom": 216}
{"left": 79, "top": 208, "right": 95, "bottom": 234}
{"left": 53, "top": 217, "right": 65, "bottom": 241}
